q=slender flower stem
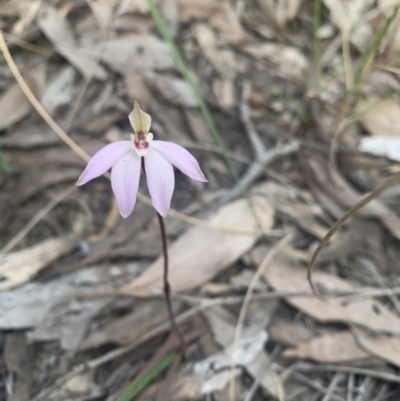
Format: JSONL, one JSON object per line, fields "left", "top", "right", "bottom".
{"left": 141, "top": 158, "right": 185, "bottom": 353}
{"left": 156, "top": 213, "right": 186, "bottom": 353}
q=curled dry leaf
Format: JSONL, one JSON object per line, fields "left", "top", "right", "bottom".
{"left": 0, "top": 234, "right": 79, "bottom": 292}
{"left": 118, "top": 195, "right": 274, "bottom": 296}
{"left": 264, "top": 258, "right": 400, "bottom": 335}
{"left": 283, "top": 331, "right": 372, "bottom": 364}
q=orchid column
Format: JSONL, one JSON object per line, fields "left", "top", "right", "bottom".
{"left": 77, "top": 101, "right": 207, "bottom": 350}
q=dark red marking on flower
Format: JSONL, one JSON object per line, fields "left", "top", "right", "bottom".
{"left": 134, "top": 131, "right": 149, "bottom": 150}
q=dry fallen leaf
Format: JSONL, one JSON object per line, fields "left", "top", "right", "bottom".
{"left": 179, "top": 0, "right": 248, "bottom": 43}
{"left": 243, "top": 43, "right": 308, "bottom": 81}
{"left": 8, "top": 140, "right": 104, "bottom": 171}
{"left": 0, "top": 234, "right": 79, "bottom": 291}
{"left": 145, "top": 73, "right": 198, "bottom": 107}
{"left": 79, "top": 299, "right": 180, "bottom": 350}
{"left": 16, "top": 166, "right": 82, "bottom": 203}
{"left": 323, "top": 0, "right": 373, "bottom": 51}
{"left": 37, "top": 3, "right": 107, "bottom": 80}
{"left": 360, "top": 98, "right": 400, "bottom": 138}
{"left": 359, "top": 136, "right": 400, "bottom": 162}
{"left": 70, "top": 201, "right": 154, "bottom": 269}
{"left": 378, "top": 0, "right": 400, "bottom": 15}
{"left": 268, "top": 319, "right": 314, "bottom": 347}
{"left": 41, "top": 66, "right": 77, "bottom": 115}
{"left": 283, "top": 331, "right": 372, "bottom": 364}
{"left": 264, "top": 257, "right": 400, "bottom": 335}
{"left": 2, "top": 120, "right": 61, "bottom": 148}
{"left": 0, "top": 83, "right": 31, "bottom": 130}
{"left": 118, "top": 195, "right": 274, "bottom": 296}
{"left": 253, "top": 181, "right": 328, "bottom": 239}
{"left": 194, "top": 331, "right": 267, "bottom": 395}
{"left": 0, "top": 63, "right": 46, "bottom": 130}
{"left": 4, "top": 332, "right": 34, "bottom": 401}
{"left": 304, "top": 156, "right": 400, "bottom": 240}
{"left": 192, "top": 23, "right": 242, "bottom": 80}
{"left": 203, "top": 302, "right": 279, "bottom": 397}
{"left": 0, "top": 263, "right": 144, "bottom": 349}
{"left": 101, "top": 35, "right": 175, "bottom": 76}
{"left": 353, "top": 327, "right": 400, "bottom": 369}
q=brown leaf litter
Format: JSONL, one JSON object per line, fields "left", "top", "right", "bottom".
{"left": 2, "top": 0, "right": 400, "bottom": 400}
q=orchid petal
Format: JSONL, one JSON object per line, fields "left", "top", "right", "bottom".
{"left": 129, "top": 100, "right": 151, "bottom": 133}
{"left": 152, "top": 140, "right": 207, "bottom": 182}
{"left": 76, "top": 141, "right": 131, "bottom": 186}
{"left": 145, "top": 149, "right": 174, "bottom": 217}
{"left": 111, "top": 150, "right": 141, "bottom": 218}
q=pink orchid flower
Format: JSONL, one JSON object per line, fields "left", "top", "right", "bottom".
{"left": 76, "top": 101, "right": 207, "bottom": 218}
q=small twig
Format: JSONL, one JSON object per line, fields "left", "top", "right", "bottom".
{"left": 175, "top": 139, "right": 252, "bottom": 165}
{"left": 354, "top": 376, "right": 372, "bottom": 401}
{"left": 276, "top": 363, "right": 297, "bottom": 401}
{"left": 0, "top": 185, "right": 76, "bottom": 254}
{"left": 32, "top": 286, "right": 398, "bottom": 401}
{"left": 2, "top": 31, "right": 52, "bottom": 56}
{"left": 229, "top": 232, "right": 293, "bottom": 401}
{"left": 241, "top": 82, "right": 266, "bottom": 158}
{"left": 217, "top": 81, "right": 300, "bottom": 207}
{"left": 347, "top": 373, "right": 355, "bottom": 401}
{"left": 274, "top": 366, "right": 347, "bottom": 401}
{"left": 217, "top": 140, "right": 300, "bottom": 206}
{"left": 244, "top": 345, "right": 282, "bottom": 401}
{"left": 307, "top": 172, "right": 400, "bottom": 301}
{"left": 370, "top": 384, "right": 389, "bottom": 401}
{"left": 322, "top": 373, "right": 345, "bottom": 401}
{"left": 295, "top": 363, "right": 400, "bottom": 384}
{"left": 28, "top": 290, "right": 319, "bottom": 401}
{"left": 63, "top": 0, "right": 109, "bottom": 133}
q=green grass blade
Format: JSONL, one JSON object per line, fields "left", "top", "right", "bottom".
{"left": 116, "top": 352, "right": 176, "bottom": 401}
{"left": 313, "top": 0, "right": 322, "bottom": 89}
{"left": 354, "top": 5, "right": 400, "bottom": 89}
{"left": 146, "top": 0, "right": 265, "bottom": 230}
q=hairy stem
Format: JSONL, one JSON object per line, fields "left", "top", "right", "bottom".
{"left": 157, "top": 213, "right": 186, "bottom": 353}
